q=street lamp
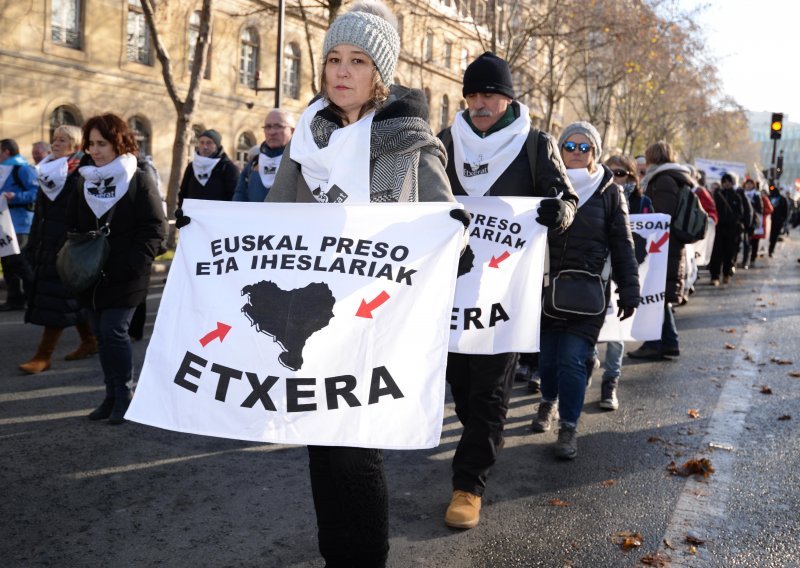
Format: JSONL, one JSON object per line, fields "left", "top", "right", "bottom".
{"left": 252, "top": 0, "right": 284, "bottom": 108}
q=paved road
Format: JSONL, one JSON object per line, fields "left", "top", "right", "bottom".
{"left": 2, "top": 237, "right": 799, "bottom": 567}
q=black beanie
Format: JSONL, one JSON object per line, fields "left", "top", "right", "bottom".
{"left": 199, "top": 129, "right": 222, "bottom": 148}
{"left": 462, "top": 51, "right": 515, "bottom": 100}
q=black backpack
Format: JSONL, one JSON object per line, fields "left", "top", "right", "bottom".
{"left": 670, "top": 184, "right": 708, "bottom": 244}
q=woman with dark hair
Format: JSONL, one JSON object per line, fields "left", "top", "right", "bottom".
{"left": 66, "top": 113, "right": 166, "bottom": 425}
{"left": 20, "top": 125, "right": 98, "bottom": 374}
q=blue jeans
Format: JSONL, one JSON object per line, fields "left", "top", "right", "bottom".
{"left": 641, "top": 304, "right": 678, "bottom": 351}
{"left": 539, "top": 331, "right": 593, "bottom": 426}
{"left": 603, "top": 341, "right": 624, "bottom": 380}
{"left": 89, "top": 307, "right": 136, "bottom": 398}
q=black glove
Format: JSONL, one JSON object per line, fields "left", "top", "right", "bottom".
{"left": 449, "top": 208, "right": 471, "bottom": 228}
{"left": 175, "top": 208, "right": 191, "bottom": 229}
{"left": 536, "top": 198, "right": 567, "bottom": 229}
{"left": 617, "top": 306, "right": 636, "bottom": 321}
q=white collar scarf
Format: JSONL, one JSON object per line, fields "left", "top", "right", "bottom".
{"left": 451, "top": 102, "right": 531, "bottom": 197}
{"left": 79, "top": 153, "right": 137, "bottom": 219}
{"left": 565, "top": 167, "right": 605, "bottom": 209}
{"left": 257, "top": 152, "right": 282, "bottom": 189}
{"left": 36, "top": 154, "right": 69, "bottom": 201}
{"left": 192, "top": 153, "right": 221, "bottom": 186}
{"left": 0, "top": 165, "right": 12, "bottom": 191}
{"left": 290, "top": 98, "right": 374, "bottom": 203}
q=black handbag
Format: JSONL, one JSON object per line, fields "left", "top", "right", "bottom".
{"left": 56, "top": 207, "right": 116, "bottom": 294}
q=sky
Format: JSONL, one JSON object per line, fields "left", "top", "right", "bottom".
{"left": 679, "top": 0, "right": 799, "bottom": 122}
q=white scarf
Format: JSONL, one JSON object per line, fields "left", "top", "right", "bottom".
{"left": 290, "top": 98, "right": 374, "bottom": 203}
{"left": 565, "top": 167, "right": 605, "bottom": 209}
{"left": 192, "top": 153, "right": 221, "bottom": 186}
{"left": 257, "top": 152, "right": 282, "bottom": 189}
{"left": 451, "top": 102, "right": 531, "bottom": 196}
{"left": 79, "top": 153, "right": 137, "bottom": 219}
{"left": 0, "top": 165, "right": 12, "bottom": 190}
{"left": 36, "top": 154, "right": 69, "bottom": 201}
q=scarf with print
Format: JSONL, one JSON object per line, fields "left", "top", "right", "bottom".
{"left": 36, "top": 154, "right": 70, "bottom": 201}
{"left": 257, "top": 144, "right": 284, "bottom": 189}
{"left": 450, "top": 102, "right": 531, "bottom": 197}
{"left": 565, "top": 166, "right": 605, "bottom": 210}
{"left": 79, "top": 153, "right": 137, "bottom": 219}
{"left": 191, "top": 153, "right": 221, "bottom": 186}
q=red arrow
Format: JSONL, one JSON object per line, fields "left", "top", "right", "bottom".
{"left": 199, "top": 322, "right": 232, "bottom": 347}
{"left": 488, "top": 250, "right": 511, "bottom": 268}
{"left": 649, "top": 231, "right": 670, "bottom": 253}
{"left": 356, "top": 291, "right": 390, "bottom": 319}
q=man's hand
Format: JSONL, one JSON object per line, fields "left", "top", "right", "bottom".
{"left": 3, "top": 192, "right": 14, "bottom": 201}
{"left": 536, "top": 198, "right": 567, "bottom": 229}
{"left": 175, "top": 208, "right": 191, "bottom": 229}
{"left": 617, "top": 306, "right": 636, "bottom": 321}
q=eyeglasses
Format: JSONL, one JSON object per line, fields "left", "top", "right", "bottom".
{"left": 264, "top": 124, "right": 289, "bottom": 130}
{"left": 562, "top": 141, "right": 592, "bottom": 154}
{"left": 611, "top": 169, "right": 630, "bottom": 178}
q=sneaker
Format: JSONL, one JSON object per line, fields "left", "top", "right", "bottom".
{"left": 598, "top": 378, "right": 619, "bottom": 411}
{"left": 531, "top": 400, "right": 558, "bottom": 432}
{"left": 662, "top": 346, "right": 680, "bottom": 358}
{"left": 514, "top": 363, "right": 532, "bottom": 383}
{"left": 444, "top": 490, "right": 481, "bottom": 529}
{"left": 585, "top": 356, "right": 600, "bottom": 387}
{"left": 88, "top": 397, "right": 115, "bottom": 421}
{"left": 527, "top": 370, "right": 541, "bottom": 394}
{"left": 627, "top": 345, "right": 664, "bottom": 360}
{"left": 554, "top": 424, "right": 578, "bottom": 460}
{"left": 710, "top": 278, "right": 720, "bottom": 286}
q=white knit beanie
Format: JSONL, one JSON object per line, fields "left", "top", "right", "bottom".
{"left": 558, "top": 121, "right": 603, "bottom": 159}
{"left": 322, "top": 1, "right": 400, "bottom": 87}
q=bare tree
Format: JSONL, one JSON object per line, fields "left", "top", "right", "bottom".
{"left": 140, "top": 0, "right": 212, "bottom": 248}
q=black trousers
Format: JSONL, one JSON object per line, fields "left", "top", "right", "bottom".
{"left": 445, "top": 352, "right": 519, "bottom": 496}
{"left": 769, "top": 219, "right": 783, "bottom": 254}
{"left": 307, "top": 446, "right": 388, "bottom": 568}
{"left": 709, "top": 227, "right": 739, "bottom": 279}
{"left": 1, "top": 234, "right": 32, "bottom": 306}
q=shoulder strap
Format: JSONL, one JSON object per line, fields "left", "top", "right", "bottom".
{"left": 438, "top": 127, "right": 453, "bottom": 152}
{"left": 525, "top": 128, "right": 540, "bottom": 193}
{"left": 11, "top": 165, "right": 23, "bottom": 189}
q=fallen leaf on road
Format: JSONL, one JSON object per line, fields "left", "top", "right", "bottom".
{"left": 548, "top": 498, "right": 571, "bottom": 507}
{"left": 601, "top": 479, "right": 616, "bottom": 487}
{"left": 771, "top": 357, "right": 793, "bottom": 365}
{"left": 744, "top": 353, "right": 754, "bottom": 362}
{"left": 721, "top": 328, "right": 736, "bottom": 334}
{"left": 690, "top": 545, "right": 697, "bottom": 554}
{"left": 662, "top": 539, "right": 675, "bottom": 550}
{"left": 613, "top": 531, "right": 643, "bottom": 550}
{"left": 778, "top": 415, "right": 792, "bottom": 421}
{"left": 760, "top": 386, "right": 773, "bottom": 394}
{"left": 685, "top": 533, "right": 706, "bottom": 545}
{"left": 688, "top": 409, "right": 700, "bottom": 419}
{"left": 668, "top": 458, "right": 715, "bottom": 478}
{"left": 640, "top": 552, "right": 670, "bottom": 566}
{"left": 789, "top": 371, "right": 800, "bottom": 378}
{"left": 724, "top": 343, "right": 736, "bottom": 350}
{"left": 647, "top": 436, "right": 665, "bottom": 443}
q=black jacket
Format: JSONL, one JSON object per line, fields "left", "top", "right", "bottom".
{"left": 714, "top": 187, "right": 745, "bottom": 230}
{"left": 178, "top": 150, "right": 239, "bottom": 206}
{"left": 542, "top": 166, "right": 640, "bottom": 344}
{"left": 66, "top": 158, "right": 167, "bottom": 310}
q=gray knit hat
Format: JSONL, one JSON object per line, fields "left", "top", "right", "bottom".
{"left": 322, "top": 1, "right": 400, "bottom": 87}
{"left": 558, "top": 121, "right": 603, "bottom": 159}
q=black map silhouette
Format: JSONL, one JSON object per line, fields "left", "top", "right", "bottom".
{"left": 457, "top": 245, "right": 475, "bottom": 277}
{"left": 633, "top": 233, "right": 648, "bottom": 265}
{"left": 241, "top": 280, "right": 336, "bottom": 371}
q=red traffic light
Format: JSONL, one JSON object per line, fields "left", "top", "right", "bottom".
{"left": 770, "top": 112, "right": 783, "bottom": 140}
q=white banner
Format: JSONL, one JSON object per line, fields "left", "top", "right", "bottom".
{"left": 599, "top": 213, "right": 669, "bottom": 342}
{"left": 0, "top": 195, "right": 21, "bottom": 257}
{"left": 694, "top": 158, "right": 746, "bottom": 184}
{"left": 449, "top": 196, "right": 547, "bottom": 354}
{"left": 127, "top": 199, "right": 464, "bottom": 450}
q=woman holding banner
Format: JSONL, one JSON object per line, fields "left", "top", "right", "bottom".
{"left": 265, "top": 2, "right": 457, "bottom": 566}
{"left": 531, "top": 122, "right": 640, "bottom": 460}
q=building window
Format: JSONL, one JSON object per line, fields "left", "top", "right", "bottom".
{"left": 52, "top": 0, "right": 82, "bottom": 49}
{"left": 128, "top": 116, "right": 151, "bottom": 156}
{"left": 239, "top": 27, "right": 259, "bottom": 88}
{"left": 458, "top": 99, "right": 466, "bottom": 111}
{"left": 283, "top": 42, "right": 301, "bottom": 100}
{"left": 127, "top": 0, "right": 151, "bottom": 64}
{"left": 424, "top": 30, "right": 434, "bottom": 62}
{"left": 236, "top": 132, "right": 256, "bottom": 168}
{"left": 49, "top": 105, "right": 82, "bottom": 141}
{"left": 188, "top": 11, "right": 212, "bottom": 79}
{"left": 440, "top": 95, "right": 450, "bottom": 131}
{"left": 460, "top": 47, "right": 469, "bottom": 72}
{"left": 444, "top": 40, "right": 453, "bottom": 69}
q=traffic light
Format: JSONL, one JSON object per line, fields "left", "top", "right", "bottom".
{"left": 770, "top": 112, "right": 783, "bottom": 139}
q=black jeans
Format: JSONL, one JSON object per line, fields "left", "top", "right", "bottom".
{"left": 709, "top": 227, "right": 739, "bottom": 279}
{"left": 446, "top": 352, "right": 519, "bottom": 496}
{"left": 307, "top": 446, "right": 388, "bottom": 568}
{"left": 769, "top": 219, "right": 783, "bottom": 254}
{"left": 1, "top": 234, "right": 32, "bottom": 306}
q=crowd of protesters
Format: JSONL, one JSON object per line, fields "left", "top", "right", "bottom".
{"left": 3, "top": 1, "right": 800, "bottom": 566}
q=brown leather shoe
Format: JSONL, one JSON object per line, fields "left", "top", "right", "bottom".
{"left": 444, "top": 490, "right": 481, "bottom": 529}
{"left": 64, "top": 338, "right": 98, "bottom": 360}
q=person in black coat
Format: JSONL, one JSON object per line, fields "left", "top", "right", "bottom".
{"left": 178, "top": 129, "right": 239, "bottom": 207}
{"left": 708, "top": 172, "right": 746, "bottom": 284}
{"left": 66, "top": 114, "right": 166, "bottom": 425}
{"left": 532, "top": 122, "right": 639, "bottom": 461}
{"left": 768, "top": 188, "right": 790, "bottom": 256}
{"left": 20, "top": 125, "right": 98, "bottom": 374}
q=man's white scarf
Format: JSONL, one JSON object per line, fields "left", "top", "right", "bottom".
{"left": 290, "top": 98, "right": 374, "bottom": 203}
{"left": 450, "top": 102, "right": 531, "bottom": 196}
{"left": 36, "top": 154, "right": 69, "bottom": 201}
{"left": 79, "top": 153, "right": 137, "bottom": 219}
{"left": 192, "top": 153, "right": 221, "bottom": 186}
{"left": 565, "top": 167, "right": 605, "bottom": 209}
{"left": 257, "top": 153, "right": 282, "bottom": 189}
{"left": 0, "top": 165, "right": 12, "bottom": 191}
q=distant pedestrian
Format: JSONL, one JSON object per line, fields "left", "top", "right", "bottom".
{"left": 234, "top": 109, "right": 295, "bottom": 203}
{"left": 31, "top": 141, "right": 50, "bottom": 165}
{"left": 178, "top": 129, "right": 239, "bottom": 207}
{"left": 707, "top": 172, "right": 745, "bottom": 286}
{"left": 768, "top": 186, "right": 790, "bottom": 257}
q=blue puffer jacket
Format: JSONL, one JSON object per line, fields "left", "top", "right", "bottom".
{"left": 2, "top": 154, "right": 39, "bottom": 234}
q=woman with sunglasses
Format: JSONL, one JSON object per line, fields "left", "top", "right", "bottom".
{"left": 531, "top": 122, "right": 640, "bottom": 460}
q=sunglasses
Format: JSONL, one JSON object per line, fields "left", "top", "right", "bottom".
{"left": 562, "top": 141, "right": 592, "bottom": 154}
{"left": 611, "top": 169, "right": 630, "bottom": 178}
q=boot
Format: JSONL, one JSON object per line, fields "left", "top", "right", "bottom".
{"left": 530, "top": 400, "right": 558, "bottom": 432}
{"left": 598, "top": 377, "right": 619, "bottom": 411}
{"left": 19, "top": 327, "right": 63, "bottom": 374}
{"left": 88, "top": 396, "right": 115, "bottom": 421}
{"left": 64, "top": 321, "right": 98, "bottom": 360}
{"left": 108, "top": 392, "right": 133, "bottom": 425}
{"left": 554, "top": 423, "right": 578, "bottom": 460}
{"left": 444, "top": 490, "right": 481, "bottom": 529}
